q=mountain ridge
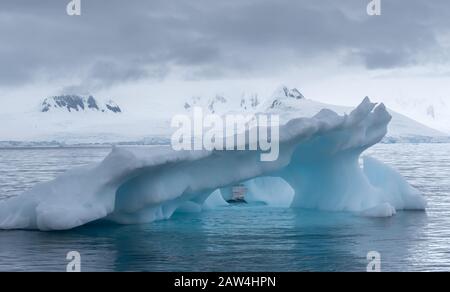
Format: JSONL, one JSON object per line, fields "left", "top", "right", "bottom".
{"left": 41, "top": 95, "right": 122, "bottom": 113}
{"left": 0, "top": 86, "right": 447, "bottom": 145}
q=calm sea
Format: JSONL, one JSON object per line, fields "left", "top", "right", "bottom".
{"left": 0, "top": 144, "right": 449, "bottom": 271}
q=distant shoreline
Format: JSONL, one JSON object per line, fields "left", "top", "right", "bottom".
{"left": 1, "top": 138, "right": 450, "bottom": 150}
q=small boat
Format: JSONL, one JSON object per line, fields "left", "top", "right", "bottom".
{"left": 227, "top": 184, "right": 248, "bottom": 204}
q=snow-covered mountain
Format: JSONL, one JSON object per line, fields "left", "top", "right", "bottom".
{"left": 385, "top": 97, "right": 450, "bottom": 134}
{"left": 0, "top": 86, "right": 447, "bottom": 145}
{"left": 184, "top": 92, "right": 261, "bottom": 114}
{"left": 182, "top": 86, "right": 446, "bottom": 142}
{"left": 260, "top": 86, "right": 446, "bottom": 142}
{"left": 41, "top": 95, "right": 122, "bottom": 113}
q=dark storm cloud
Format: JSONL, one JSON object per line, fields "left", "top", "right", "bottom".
{"left": 0, "top": 0, "right": 449, "bottom": 88}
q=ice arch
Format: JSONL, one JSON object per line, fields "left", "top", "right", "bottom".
{"left": 0, "top": 98, "right": 426, "bottom": 231}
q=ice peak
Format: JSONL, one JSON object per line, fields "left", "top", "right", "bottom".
{"left": 272, "top": 85, "right": 305, "bottom": 100}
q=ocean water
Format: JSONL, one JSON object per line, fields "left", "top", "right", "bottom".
{"left": 0, "top": 144, "right": 449, "bottom": 272}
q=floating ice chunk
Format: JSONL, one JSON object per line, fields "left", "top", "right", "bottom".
{"left": 0, "top": 98, "right": 427, "bottom": 230}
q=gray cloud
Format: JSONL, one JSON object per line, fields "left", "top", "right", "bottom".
{"left": 359, "top": 49, "right": 413, "bottom": 70}
{"left": 87, "top": 61, "right": 150, "bottom": 85}
{"left": 0, "top": 0, "right": 449, "bottom": 90}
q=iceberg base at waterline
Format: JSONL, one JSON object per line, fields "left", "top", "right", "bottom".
{"left": 0, "top": 98, "right": 427, "bottom": 231}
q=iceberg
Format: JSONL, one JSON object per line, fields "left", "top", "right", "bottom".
{"left": 0, "top": 98, "right": 427, "bottom": 231}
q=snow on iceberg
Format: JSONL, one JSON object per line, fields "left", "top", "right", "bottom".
{"left": 0, "top": 97, "right": 427, "bottom": 231}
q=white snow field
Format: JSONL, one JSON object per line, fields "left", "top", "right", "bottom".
{"left": 0, "top": 98, "right": 426, "bottom": 231}
{"left": 0, "top": 86, "right": 446, "bottom": 145}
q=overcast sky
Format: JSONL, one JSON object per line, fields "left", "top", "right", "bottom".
{"left": 0, "top": 0, "right": 449, "bottom": 106}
